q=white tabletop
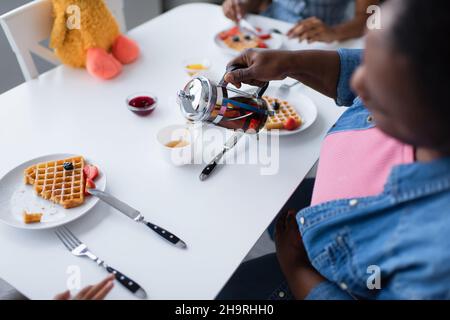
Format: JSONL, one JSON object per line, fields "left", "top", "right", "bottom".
{"left": 0, "top": 3, "right": 364, "bottom": 299}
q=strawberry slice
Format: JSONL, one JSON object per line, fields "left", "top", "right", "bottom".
{"left": 228, "top": 26, "right": 240, "bottom": 35}
{"left": 284, "top": 117, "right": 300, "bottom": 131}
{"left": 83, "top": 165, "right": 99, "bottom": 180}
{"left": 257, "top": 41, "right": 268, "bottom": 48}
{"left": 220, "top": 26, "right": 239, "bottom": 40}
{"left": 83, "top": 166, "right": 90, "bottom": 178}
{"left": 259, "top": 33, "right": 271, "bottom": 40}
{"left": 219, "top": 30, "right": 230, "bottom": 40}
{"left": 85, "top": 179, "right": 96, "bottom": 195}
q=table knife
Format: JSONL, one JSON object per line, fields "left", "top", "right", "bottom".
{"left": 88, "top": 189, "right": 187, "bottom": 249}
{"left": 239, "top": 18, "right": 259, "bottom": 35}
{"left": 200, "top": 131, "right": 244, "bottom": 181}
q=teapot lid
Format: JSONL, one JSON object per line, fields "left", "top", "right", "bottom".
{"left": 177, "top": 76, "right": 217, "bottom": 122}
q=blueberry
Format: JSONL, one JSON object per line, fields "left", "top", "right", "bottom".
{"left": 63, "top": 162, "right": 74, "bottom": 171}
{"left": 271, "top": 101, "right": 280, "bottom": 110}
{"left": 232, "top": 36, "right": 240, "bottom": 42}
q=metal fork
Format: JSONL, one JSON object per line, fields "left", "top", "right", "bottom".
{"left": 276, "top": 81, "right": 302, "bottom": 98}
{"left": 55, "top": 226, "right": 147, "bottom": 299}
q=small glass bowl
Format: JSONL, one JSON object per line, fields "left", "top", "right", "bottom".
{"left": 126, "top": 92, "right": 158, "bottom": 116}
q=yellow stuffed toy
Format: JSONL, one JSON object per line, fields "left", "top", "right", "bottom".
{"left": 50, "top": 0, "right": 140, "bottom": 80}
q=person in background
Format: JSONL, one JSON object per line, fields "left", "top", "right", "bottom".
{"left": 222, "top": 0, "right": 379, "bottom": 43}
{"left": 218, "top": 0, "right": 450, "bottom": 299}
{"left": 54, "top": 275, "right": 114, "bottom": 300}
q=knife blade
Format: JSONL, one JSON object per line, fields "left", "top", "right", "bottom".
{"left": 200, "top": 131, "right": 244, "bottom": 181}
{"left": 239, "top": 18, "right": 259, "bottom": 35}
{"left": 88, "top": 189, "right": 187, "bottom": 249}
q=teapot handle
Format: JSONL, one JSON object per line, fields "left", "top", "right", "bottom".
{"left": 255, "top": 82, "right": 269, "bottom": 98}
{"left": 220, "top": 64, "right": 269, "bottom": 98}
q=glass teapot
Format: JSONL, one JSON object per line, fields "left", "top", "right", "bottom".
{"left": 177, "top": 66, "right": 273, "bottom": 133}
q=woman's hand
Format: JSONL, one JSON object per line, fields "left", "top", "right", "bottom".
{"left": 275, "top": 210, "right": 310, "bottom": 274}
{"left": 225, "top": 48, "right": 341, "bottom": 99}
{"left": 287, "top": 17, "right": 337, "bottom": 43}
{"left": 54, "top": 275, "right": 115, "bottom": 300}
{"left": 224, "top": 49, "right": 292, "bottom": 88}
{"left": 275, "top": 210, "right": 325, "bottom": 299}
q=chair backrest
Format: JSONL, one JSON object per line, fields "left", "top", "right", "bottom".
{"left": 0, "top": 0, "right": 126, "bottom": 81}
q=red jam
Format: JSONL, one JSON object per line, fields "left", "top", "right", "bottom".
{"left": 128, "top": 96, "right": 156, "bottom": 116}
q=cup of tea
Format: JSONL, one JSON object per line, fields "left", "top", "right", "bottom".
{"left": 156, "top": 124, "right": 197, "bottom": 166}
{"left": 182, "top": 58, "right": 211, "bottom": 77}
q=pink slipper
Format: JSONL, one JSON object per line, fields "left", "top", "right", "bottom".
{"left": 86, "top": 48, "right": 122, "bottom": 80}
{"left": 112, "top": 35, "right": 140, "bottom": 65}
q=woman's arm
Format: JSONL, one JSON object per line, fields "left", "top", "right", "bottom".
{"left": 274, "top": 210, "right": 325, "bottom": 299}
{"left": 275, "top": 210, "right": 355, "bottom": 299}
{"left": 224, "top": 49, "right": 341, "bottom": 99}
{"left": 283, "top": 263, "right": 327, "bottom": 299}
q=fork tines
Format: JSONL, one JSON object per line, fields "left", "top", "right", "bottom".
{"left": 55, "top": 226, "right": 82, "bottom": 251}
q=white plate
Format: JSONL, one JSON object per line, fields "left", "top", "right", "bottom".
{"left": 0, "top": 153, "right": 106, "bottom": 230}
{"left": 260, "top": 86, "right": 318, "bottom": 136}
{"left": 214, "top": 28, "right": 284, "bottom": 56}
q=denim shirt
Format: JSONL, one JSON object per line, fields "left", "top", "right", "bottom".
{"left": 302, "top": 49, "right": 450, "bottom": 300}
{"left": 263, "top": 0, "right": 353, "bottom": 25}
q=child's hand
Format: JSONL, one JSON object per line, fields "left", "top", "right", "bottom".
{"left": 54, "top": 275, "right": 115, "bottom": 300}
{"left": 223, "top": 0, "right": 248, "bottom": 21}
{"left": 275, "top": 210, "right": 310, "bottom": 276}
{"left": 287, "top": 17, "right": 336, "bottom": 43}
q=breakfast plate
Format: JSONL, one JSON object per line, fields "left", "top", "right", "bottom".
{"left": 260, "top": 86, "right": 318, "bottom": 136}
{"left": 214, "top": 26, "right": 284, "bottom": 56}
{"left": 0, "top": 153, "right": 106, "bottom": 230}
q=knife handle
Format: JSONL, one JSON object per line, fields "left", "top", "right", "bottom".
{"left": 106, "top": 266, "right": 143, "bottom": 295}
{"left": 200, "top": 148, "right": 226, "bottom": 181}
{"left": 145, "top": 222, "right": 180, "bottom": 245}
{"left": 200, "top": 161, "right": 218, "bottom": 181}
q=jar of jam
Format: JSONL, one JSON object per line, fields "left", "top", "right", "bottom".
{"left": 177, "top": 66, "right": 273, "bottom": 133}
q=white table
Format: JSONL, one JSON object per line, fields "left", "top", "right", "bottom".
{"left": 0, "top": 3, "right": 363, "bottom": 299}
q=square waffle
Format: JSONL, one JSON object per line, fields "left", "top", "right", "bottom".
{"left": 263, "top": 96, "right": 303, "bottom": 130}
{"left": 24, "top": 156, "right": 86, "bottom": 209}
{"left": 23, "top": 211, "right": 43, "bottom": 224}
{"left": 223, "top": 32, "right": 262, "bottom": 51}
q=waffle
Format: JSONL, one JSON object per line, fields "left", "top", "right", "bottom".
{"left": 223, "top": 32, "right": 263, "bottom": 51}
{"left": 24, "top": 156, "right": 86, "bottom": 209}
{"left": 263, "top": 96, "right": 303, "bottom": 130}
{"left": 23, "top": 211, "right": 43, "bottom": 224}
{"left": 24, "top": 166, "right": 36, "bottom": 185}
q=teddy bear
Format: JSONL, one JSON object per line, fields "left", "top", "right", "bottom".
{"left": 49, "top": 0, "right": 140, "bottom": 80}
